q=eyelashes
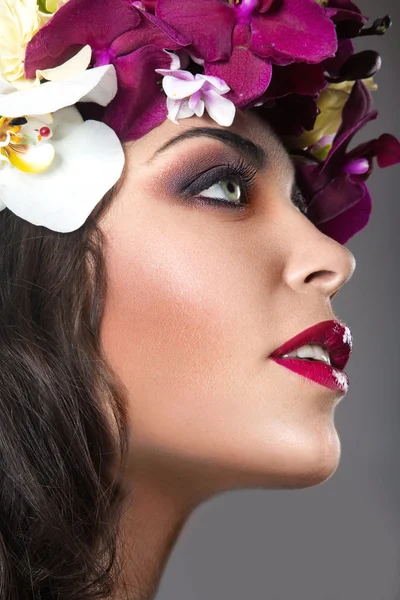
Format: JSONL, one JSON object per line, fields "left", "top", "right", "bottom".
{"left": 179, "top": 157, "right": 258, "bottom": 209}
{"left": 178, "top": 156, "right": 309, "bottom": 216}
{"left": 291, "top": 185, "right": 308, "bottom": 216}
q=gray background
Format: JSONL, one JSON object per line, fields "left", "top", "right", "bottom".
{"left": 156, "top": 1, "right": 400, "bottom": 598}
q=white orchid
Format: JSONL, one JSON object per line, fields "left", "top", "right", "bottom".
{"left": 0, "top": 49, "right": 125, "bottom": 233}
{"left": 155, "top": 54, "right": 236, "bottom": 127}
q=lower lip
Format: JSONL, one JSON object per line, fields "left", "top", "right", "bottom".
{"left": 270, "top": 357, "right": 349, "bottom": 393}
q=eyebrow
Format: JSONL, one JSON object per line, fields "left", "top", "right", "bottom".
{"left": 149, "top": 127, "right": 267, "bottom": 170}
{"left": 148, "top": 125, "right": 306, "bottom": 213}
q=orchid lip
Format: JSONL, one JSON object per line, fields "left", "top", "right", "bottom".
{"left": 343, "top": 158, "right": 370, "bottom": 175}
{"left": 235, "top": 0, "right": 259, "bottom": 20}
{"left": 93, "top": 48, "right": 115, "bottom": 68}
{"left": 269, "top": 319, "right": 353, "bottom": 371}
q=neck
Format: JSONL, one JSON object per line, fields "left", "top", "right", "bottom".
{"left": 113, "top": 450, "right": 216, "bottom": 600}
{"left": 115, "top": 483, "right": 190, "bottom": 600}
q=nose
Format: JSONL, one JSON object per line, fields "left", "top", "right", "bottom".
{"left": 283, "top": 208, "right": 356, "bottom": 299}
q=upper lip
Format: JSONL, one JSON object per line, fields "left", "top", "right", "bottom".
{"left": 270, "top": 319, "right": 353, "bottom": 371}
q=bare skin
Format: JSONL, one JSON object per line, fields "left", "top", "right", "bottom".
{"left": 98, "top": 109, "right": 356, "bottom": 599}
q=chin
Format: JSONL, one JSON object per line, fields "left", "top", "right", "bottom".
{"left": 276, "top": 426, "right": 342, "bottom": 490}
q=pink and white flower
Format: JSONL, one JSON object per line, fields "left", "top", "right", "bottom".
{"left": 156, "top": 63, "right": 236, "bottom": 127}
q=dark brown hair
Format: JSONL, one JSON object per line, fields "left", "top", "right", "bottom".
{"left": 0, "top": 176, "right": 132, "bottom": 598}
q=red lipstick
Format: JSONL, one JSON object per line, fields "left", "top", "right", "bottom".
{"left": 269, "top": 320, "right": 353, "bottom": 393}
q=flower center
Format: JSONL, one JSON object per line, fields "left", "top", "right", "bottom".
{"left": 0, "top": 115, "right": 55, "bottom": 173}
{"left": 93, "top": 48, "right": 115, "bottom": 68}
{"left": 0, "top": 116, "right": 27, "bottom": 153}
{"left": 229, "top": 0, "right": 259, "bottom": 20}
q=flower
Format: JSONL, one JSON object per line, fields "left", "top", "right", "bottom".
{"left": 0, "top": 62, "right": 125, "bottom": 232}
{"left": 156, "top": 0, "right": 338, "bottom": 107}
{"left": 295, "top": 81, "right": 400, "bottom": 244}
{"left": 0, "top": 0, "right": 54, "bottom": 89}
{"left": 155, "top": 60, "right": 236, "bottom": 126}
{"left": 323, "top": 0, "right": 366, "bottom": 38}
{"left": 294, "top": 77, "right": 378, "bottom": 153}
{"left": 24, "top": 0, "right": 188, "bottom": 140}
{"left": 0, "top": 112, "right": 56, "bottom": 173}
{"left": 255, "top": 94, "right": 319, "bottom": 138}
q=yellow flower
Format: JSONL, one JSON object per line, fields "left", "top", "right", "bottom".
{"left": 294, "top": 77, "right": 378, "bottom": 151}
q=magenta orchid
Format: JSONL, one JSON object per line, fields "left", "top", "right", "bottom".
{"left": 156, "top": 0, "right": 338, "bottom": 107}
{"left": 24, "top": 0, "right": 189, "bottom": 140}
{"left": 295, "top": 81, "right": 400, "bottom": 244}
{"left": 0, "top": 0, "right": 396, "bottom": 241}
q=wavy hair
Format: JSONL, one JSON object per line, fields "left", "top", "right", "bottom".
{"left": 0, "top": 172, "right": 132, "bottom": 599}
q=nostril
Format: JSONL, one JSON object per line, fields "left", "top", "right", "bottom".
{"left": 304, "top": 269, "right": 332, "bottom": 284}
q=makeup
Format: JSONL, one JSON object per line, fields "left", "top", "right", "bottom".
{"left": 270, "top": 356, "right": 349, "bottom": 393}
{"left": 269, "top": 320, "right": 352, "bottom": 393}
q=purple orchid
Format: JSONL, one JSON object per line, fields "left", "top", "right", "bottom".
{"left": 156, "top": 0, "right": 338, "bottom": 108}
{"left": 296, "top": 81, "right": 400, "bottom": 244}
{"left": 24, "top": 0, "right": 189, "bottom": 140}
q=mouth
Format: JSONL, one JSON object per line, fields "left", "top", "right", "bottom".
{"left": 269, "top": 319, "right": 353, "bottom": 393}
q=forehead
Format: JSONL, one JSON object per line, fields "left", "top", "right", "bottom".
{"left": 122, "top": 109, "right": 295, "bottom": 183}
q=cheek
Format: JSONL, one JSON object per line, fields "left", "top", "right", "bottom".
{"left": 100, "top": 208, "right": 258, "bottom": 408}
{"left": 99, "top": 204, "right": 274, "bottom": 447}
{"left": 99, "top": 203, "right": 340, "bottom": 489}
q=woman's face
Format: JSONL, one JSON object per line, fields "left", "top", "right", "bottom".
{"left": 99, "top": 109, "right": 356, "bottom": 500}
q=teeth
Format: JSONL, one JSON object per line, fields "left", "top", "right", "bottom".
{"left": 282, "top": 344, "right": 331, "bottom": 366}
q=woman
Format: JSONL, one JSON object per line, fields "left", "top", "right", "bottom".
{"left": 0, "top": 1, "right": 398, "bottom": 599}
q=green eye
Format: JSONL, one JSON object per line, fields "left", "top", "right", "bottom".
{"left": 198, "top": 178, "right": 242, "bottom": 204}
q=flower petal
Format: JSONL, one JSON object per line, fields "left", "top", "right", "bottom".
{"left": 194, "top": 98, "right": 205, "bottom": 117}
{"left": 24, "top": 0, "right": 141, "bottom": 78}
{"left": 167, "top": 97, "right": 195, "bottom": 123}
{"left": 109, "top": 8, "right": 186, "bottom": 56}
{"left": 206, "top": 47, "right": 272, "bottom": 108}
{"left": 322, "top": 81, "right": 377, "bottom": 171}
{"left": 202, "top": 90, "right": 236, "bottom": 126}
{"left": 0, "top": 107, "right": 125, "bottom": 233}
{"left": 101, "top": 45, "right": 171, "bottom": 141}
{"left": 0, "top": 75, "right": 16, "bottom": 94}
{"left": 250, "top": 0, "right": 337, "bottom": 63}
{"left": 0, "top": 64, "right": 118, "bottom": 118}
{"left": 195, "top": 74, "right": 230, "bottom": 94}
{"left": 155, "top": 68, "right": 193, "bottom": 80}
{"left": 307, "top": 174, "right": 365, "bottom": 224}
{"left": 188, "top": 89, "right": 202, "bottom": 111}
{"left": 162, "top": 75, "right": 203, "bottom": 99}
{"left": 166, "top": 97, "right": 182, "bottom": 123}
{"left": 349, "top": 134, "right": 400, "bottom": 170}
{"left": 36, "top": 45, "right": 92, "bottom": 82}
{"left": 156, "top": 0, "right": 235, "bottom": 62}
{"left": 8, "top": 143, "right": 56, "bottom": 174}
{"left": 317, "top": 183, "right": 372, "bottom": 245}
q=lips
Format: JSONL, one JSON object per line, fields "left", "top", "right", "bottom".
{"left": 270, "top": 319, "right": 353, "bottom": 371}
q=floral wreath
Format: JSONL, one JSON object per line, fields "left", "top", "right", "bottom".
{"left": 0, "top": 0, "right": 399, "bottom": 243}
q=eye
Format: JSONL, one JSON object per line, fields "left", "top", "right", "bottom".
{"left": 181, "top": 158, "right": 257, "bottom": 209}
{"left": 197, "top": 177, "right": 243, "bottom": 204}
